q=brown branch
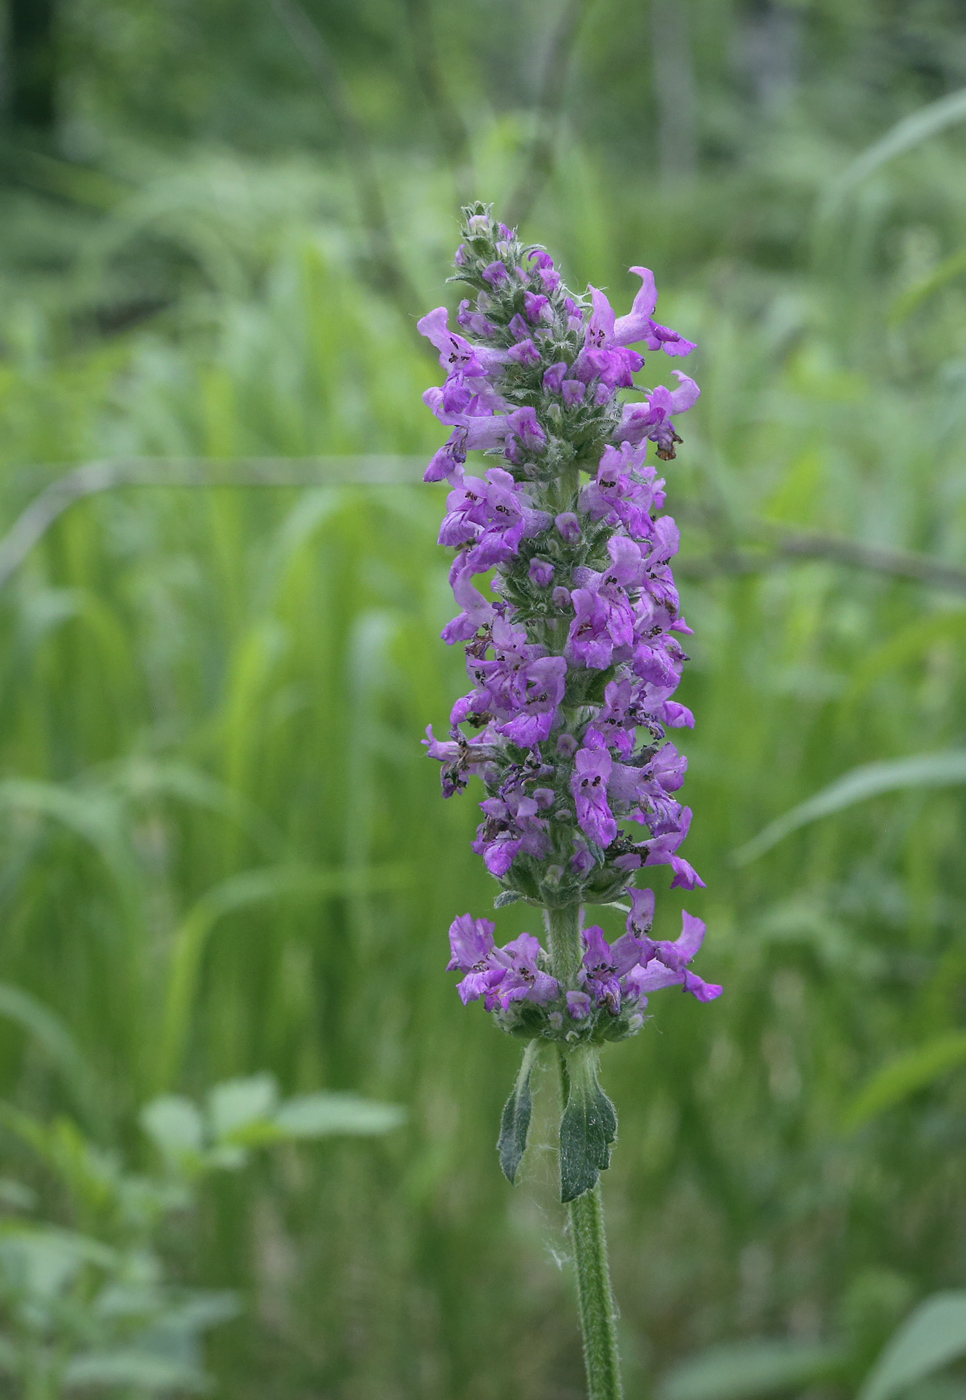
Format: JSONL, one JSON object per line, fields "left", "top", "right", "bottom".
{"left": 677, "top": 528, "right": 966, "bottom": 596}
{"left": 0, "top": 457, "right": 428, "bottom": 594}
{"left": 4, "top": 459, "right": 966, "bottom": 602}
{"left": 770, "top": 527, "right": 966, "bottom": 593}
{"left": 268, "top": 0, "right": 423, "bottom": 325}
{"left": 402, "top": 0, "right": 474, "bottom": 201}
{"left": 504, "top": 0, "right": 594, "bottom": 229}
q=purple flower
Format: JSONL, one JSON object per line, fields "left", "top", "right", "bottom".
{"left": 642, "top": 807, "right": 705, "bottom": 888}
{"left": 626, "top": 887, "right": 656, "bottom": 939}
{"left": 578, "top": 926, "right": 626, "bottom": 1011}
{"left": 543, "top": 361, "right": 569, "bottom": 394}
{"left": 438, "top": 467, "right": 549, "bottom": 573}
{"left": 482, "top": 260, "right": 509, "bottom": 286}
{"left": 617, "top": 372, "right": 700, "bottom": 460}
{"left": 508, "top": 339, "right": 541, "bottom": 366}
{"left": 448, "top": 917, "right": 559, "bottom": 1009}
{"left": 447, "top": 914, "right": 504, "bottom": 1004}
{"left": 423, "top": 724, "right": 498, "bottom": 798}
{"left": 565, "top": 537, "right": 643, "bottom": 669}
{"left": 457, "top": 299, "right": 498, "bottom": 338}
{"left": 629, "top": 911, "right": 722, "bottom": 1003}
{"left": 567, "top": 990, "right": 592, "bottom": 1019}
{"left": 527, "top": 248, "right": 561, "bottom": 292}
{"left": 493, "top": 933, "right": 559, "bottom": 1007}
{"left": 497, "top": 655, "right": 567, "bottom": 746}
{"left": 580, "top": 442, "right": 664, "bottom": 537}
{"left": 564, "top": 297, "right": 584, "bottom": 329}
{"left": 572, "top": 730, "right": 617, "bottom": 847}
{"left": 575, "top": 285, "right": 648, "bottom": 389}
{"left": 504, "top": 407, "right": 547, "bottom": 462}
{"left": 612, "top": 267, "right": 697, "bottom": 357}
{"left": 529, "top": 558, "right": 554, "bottom": 587}
{"left": 524, "top": 291, "right": 552, "bottom": 324}
{"left": 567, "top": 589, "right": 613, "bottom": 669}
{"left": 418, "top": 307, "right": 507, "bottom": 379}
{"left": 440, "top": 560, "right": 496, "bottom": 643}
{"left": 555, "top": 512, "right": 581, "bottom": 544}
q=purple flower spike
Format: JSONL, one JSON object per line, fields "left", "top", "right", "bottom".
{"left": 422, "top": 206, "right": 709, "bottom": 1033}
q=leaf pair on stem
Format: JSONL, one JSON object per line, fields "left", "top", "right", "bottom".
{"left": 498, "top": 1041, "right": 618, "bottom": 1202}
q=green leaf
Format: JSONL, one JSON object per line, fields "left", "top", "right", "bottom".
{"left": 0, "top": 1333, "right": 18, "bottom": 1374}
{"left": 140, "top": 1096, "right": 205, "bottom": 1159}
{"left": 494, "top": 890, "right": 524, "bottom": 909}
{"left": 905, "top": 1381, "right": 966, "bottom": 1400}
{"left": 820, "top": 87, "right": 966, "bottom": 218}
{"left": 63, "top": 1349, "right": 208, "bottom": 1392}
{"left": 559, "top": 1051, "right": 618, "bottom": 1204}
{"left": 0, "top": 1227, "right": 116, "bottom": 1302}
{"left": 0, "top": 1179, "right": 35, "bottom": 1212}
{"left": 658, "top": 1340, "right": 846, "bottom": 1400}
{"left": 0, "top": 982, "right": 103, "bottom": 1130}
{"left": 156, "top": 1290, "right": 241, "bottom": 1332}
{"left": 843, "top": 1033, "right": 966, "bottom": 1130}
{"left": 207, "top": 1073, "right": 279, "bottom": 1142}
{"left": 497, "top": 1042, "right": 539, "bottom": 1184}
{"left": 733, "top": 752, "right": 966, "bottom": 865}
{"left": 273, "top": 1092, "right": 404, "bottom": 1138}
{"left": 859, "top": 1293, "right": 966, "bottom": 1400}
{"left": 889, "top": 247, "right": 966, "bottom": 325}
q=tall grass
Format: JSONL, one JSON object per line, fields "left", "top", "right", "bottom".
{"left": 0, "top": 128, "right": 964, "bottom": 1396}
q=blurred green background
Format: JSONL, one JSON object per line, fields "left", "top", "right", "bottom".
{"left": 2, "top": 0, "right": 966, "bottom": 1396}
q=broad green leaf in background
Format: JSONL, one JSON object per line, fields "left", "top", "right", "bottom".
{"left": 733, "top": 753, "right": 966, "bottom": 865}
{"left": 141, "top": 1077, "right": 404, "bottom": 1169}
{"left": 657, "top": 1339, "right": 846, "bottom": 1400}
{"left": 140, "top": 1097, "right": 205, "bottom": 1161}
{"left": 0, "top": 1228, "right": 116, "bottom": 1302}
{"left": 63, "top": 1349, "right": 208, "bottom": 1392}
{"left": 273, "top": 1092, "right": 405, "bottom": 1138}
{"left": 207, "top": 1073, "right": 279, "bottom": 1142}
{"left": 859, "top": 1293, "right": 966, "bottom": 1400}
{"left": 843, "top": 1033, "right": 966, "bottom": 1130}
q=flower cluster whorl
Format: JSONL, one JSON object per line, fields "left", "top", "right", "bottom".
{"left": 422, "top": 204, "right": 718, "bottom": 1037}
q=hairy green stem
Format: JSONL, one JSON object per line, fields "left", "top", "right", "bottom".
{"left": 569, "top": 1175, "right": 624, "bottom": 1399}
{"left": 546, "top": 903, "right": 582, "bottom": 985}
{"left": 549, "top": 908, "right": 624, "bottom": 1399}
